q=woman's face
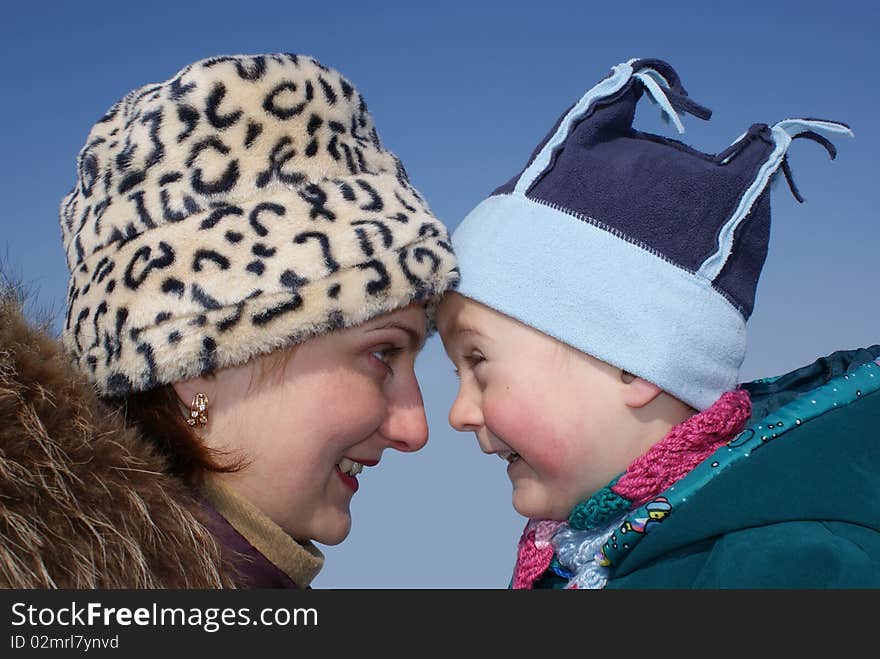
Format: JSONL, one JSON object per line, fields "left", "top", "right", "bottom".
{"left": 184, "top": 303, "right": 430, "bottom": 545}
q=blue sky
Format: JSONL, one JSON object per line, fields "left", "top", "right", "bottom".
{"left": 1, "top": 0, "right": 877, "bottom": 588}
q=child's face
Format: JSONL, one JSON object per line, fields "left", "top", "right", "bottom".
{"left": 438, "top": 293, "right": 640, "bottom": 520}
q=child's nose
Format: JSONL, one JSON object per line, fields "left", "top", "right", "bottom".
{"left": 448, "top": 388, "right": 482, "bottom": 432}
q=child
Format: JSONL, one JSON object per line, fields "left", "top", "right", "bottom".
{"left": 438, "top": 58, "right": 880, "bottom": 588}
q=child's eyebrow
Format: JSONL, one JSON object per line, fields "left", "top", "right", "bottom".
{"left": 453, "top": 325, "right": 486, "bottom": 339}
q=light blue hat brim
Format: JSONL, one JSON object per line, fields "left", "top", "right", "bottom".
{"left": 451, "top": 193, "right": 746, "bottom": 411}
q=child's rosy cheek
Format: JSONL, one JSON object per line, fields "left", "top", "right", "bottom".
{"left": 484, "top": 395, "right": 563, "bottom": 462}
{"left": 483, "top": 395, "right": 533, "bottom": 441}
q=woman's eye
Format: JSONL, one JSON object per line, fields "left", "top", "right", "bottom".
{"left": 370, "top": 347, "right": 401, "bottom": 372}
{"left": 463, "top": 351, "right": 485, "bottom": 367}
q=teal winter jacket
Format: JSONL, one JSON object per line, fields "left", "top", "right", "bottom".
{"left": 538, "top": 345, "right": 880, "bottom": 589}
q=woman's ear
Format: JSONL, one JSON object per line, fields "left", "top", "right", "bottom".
{"left": 620, "top": 370, "right": 663, "bottom": 409}
{"left": 171, "top": 375, "right": 215, "bottom": 412}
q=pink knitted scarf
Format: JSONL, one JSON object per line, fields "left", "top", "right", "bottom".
{"left": 511, "top": 389, "right": 752, "bottom": 589}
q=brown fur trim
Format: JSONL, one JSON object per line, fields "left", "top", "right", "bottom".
{"left": 0, "top": 291, "right": 236, "bottom": 588}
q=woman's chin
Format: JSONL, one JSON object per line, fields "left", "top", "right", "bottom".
{"left": 309, "top": 513, "right": 352, "bottom": 546}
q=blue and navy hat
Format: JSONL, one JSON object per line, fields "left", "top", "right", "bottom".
{"left": 452, "top": 58, "right": 852, "bottom": 410}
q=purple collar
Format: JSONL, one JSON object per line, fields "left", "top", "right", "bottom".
{"left": 197, "top": 495, "right": 301, "bottom": 589}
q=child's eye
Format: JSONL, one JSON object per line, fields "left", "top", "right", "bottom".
{"left": 451, "top": 350, "right": 484, "bottom": 381}
{"left": 463, "top": 351, "right": 485, "bottom": 367}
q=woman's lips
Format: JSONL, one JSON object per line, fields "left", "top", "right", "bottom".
{"left": 335, "top": 457, "right": 379, "bottom": 493}
{"left": 335, "top": 465, "right": 359, "bottom": 493}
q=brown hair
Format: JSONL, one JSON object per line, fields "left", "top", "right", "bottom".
{"left": 113, "top": 385, "right": 244, "bottom": 482}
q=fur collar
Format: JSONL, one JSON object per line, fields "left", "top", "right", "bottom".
{"left": 0, "top": 291, "right": 236, "bottom": 587}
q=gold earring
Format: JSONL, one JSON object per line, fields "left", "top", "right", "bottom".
{"left": 186, "top": 393, "right": 209, "bottom": 427}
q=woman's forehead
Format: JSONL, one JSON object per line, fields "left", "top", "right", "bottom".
{"left": 369, "top": 303, "right": 427, "bottom": 328}
{"left": 357, "top": 305, "right": 428, "bottom": 343}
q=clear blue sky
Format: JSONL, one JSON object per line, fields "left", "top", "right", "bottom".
{"left": 1, "top": 0, "right": 877, "bottom": 588}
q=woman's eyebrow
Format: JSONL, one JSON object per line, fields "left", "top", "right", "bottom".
{"left": 368, "top": 322, "right": 426, "bottom": 350}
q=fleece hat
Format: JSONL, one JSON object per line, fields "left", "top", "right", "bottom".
{"left": 452, "top": 58, "right": 851, "bottom": 410}
{"left": 60, "top": 53, "right": 458, "bottom": 397}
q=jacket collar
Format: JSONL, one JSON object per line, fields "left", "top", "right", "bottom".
{"left": 198, "top": 476, "right": 324, "bottom": 588}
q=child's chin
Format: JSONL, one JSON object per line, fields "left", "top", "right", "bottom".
{"left": 512, "top": 494, "right": 552, "bottom": 520}
{"left": 512, "top": 488, "right": 570, "bottom": 521}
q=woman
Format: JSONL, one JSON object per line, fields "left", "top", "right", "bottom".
{"left": 0, "top": 53, "right": 458, "bottom": 588}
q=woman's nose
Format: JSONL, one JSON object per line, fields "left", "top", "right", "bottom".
{"left": 382, "top": 380, "right": 429, "bottom": 452}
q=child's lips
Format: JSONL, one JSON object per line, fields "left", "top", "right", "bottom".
{"left": 499, "top": 451, "right": 522, "bottom": 476}
{"left": 498, "top": 451, "right": 520, "bottom": 464}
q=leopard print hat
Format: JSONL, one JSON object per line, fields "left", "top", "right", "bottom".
{"left": 60, "top": 54, "right": 459, "bottom": 397}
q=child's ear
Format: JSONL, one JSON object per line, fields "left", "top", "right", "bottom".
{"left": 620, "top": 370, "right": 663, "bottom": 409}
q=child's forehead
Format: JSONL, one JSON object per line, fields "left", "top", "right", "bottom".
{"left": 437, "top": 294, "right": 517, "bottom": 338}
{"left": 437, "top": 294, "right": 476, "bottom": 334}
